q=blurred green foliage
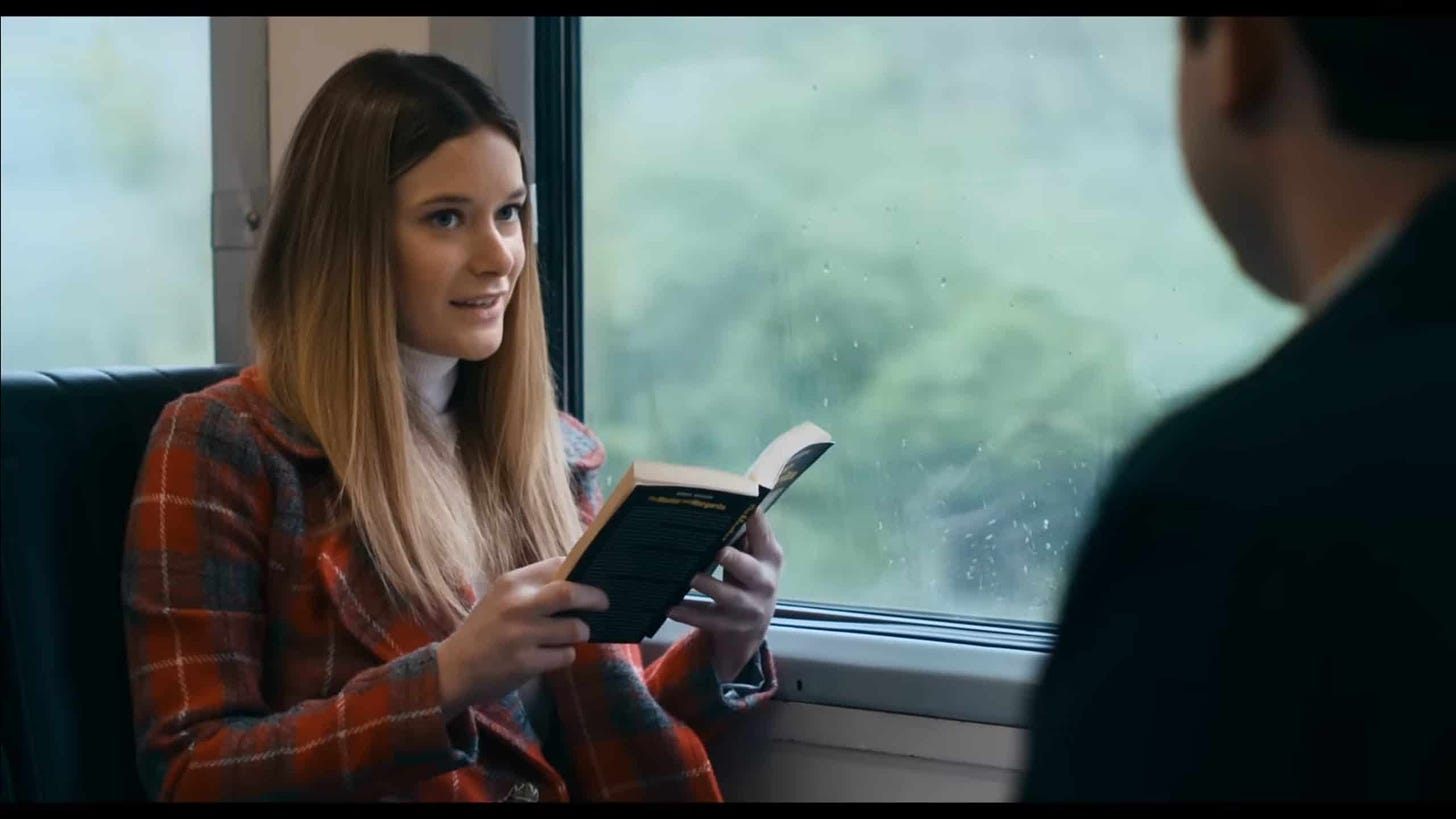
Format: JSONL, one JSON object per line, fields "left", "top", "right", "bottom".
{"left": 1, "top": 17, "right": 212, "bottom": 371}
{"left": 581, "top": 17, "right": 1298, "bottom": 622}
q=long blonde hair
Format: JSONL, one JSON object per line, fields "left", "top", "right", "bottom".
{"left": 250, "top": 50, "right": 581, "bottom": 629}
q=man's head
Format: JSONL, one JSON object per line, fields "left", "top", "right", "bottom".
{"left": 1176, "top": 17, "right": 1456, "bottom": 301}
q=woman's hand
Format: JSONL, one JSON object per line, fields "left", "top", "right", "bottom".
{"left": 668, "top": 510, "right": 783, "bottom": 682}
{"left": 436, "top": 556, "right": 607, "bottom": 719}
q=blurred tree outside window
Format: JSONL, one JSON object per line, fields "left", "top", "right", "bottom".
{"left": 581, "top": 17, "right": 1298, "bottom": 623}
{"left": 1, "top": 16, "right": 212, "bottom": 371}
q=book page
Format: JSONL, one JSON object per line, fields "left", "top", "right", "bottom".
{"left": 746, "top": 421, "right": 833, "bottom": 489}
{"left": 754, "top": 439, "right": 833, "bottom": 515}
{"left": 726, "top": 425, "right": 833, "bottom": 547}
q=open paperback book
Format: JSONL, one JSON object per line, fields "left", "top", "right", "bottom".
{"left": 554, "top": 421, "right": 833, "bottom": 643}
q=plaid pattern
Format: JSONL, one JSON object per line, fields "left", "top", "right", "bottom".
{"left": 122, "top": 366, "right": 777, "bottom": 802}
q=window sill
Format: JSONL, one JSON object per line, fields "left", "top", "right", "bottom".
{"left": 645, "top": 603, "right": 1050, "bottom": 728}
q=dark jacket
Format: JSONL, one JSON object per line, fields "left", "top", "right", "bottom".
{"left": 1021, "top": 179, "right": 1456, "bottom": 800}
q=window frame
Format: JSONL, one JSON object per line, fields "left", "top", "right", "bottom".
{"left": 210, "top": 16, "right": 270, "bottom": 366}
{"left": 536, "top": 15, "right": 1055, "bottom": 728}
{"left": 535, "top": 16, "right": 585, "bottom": 418}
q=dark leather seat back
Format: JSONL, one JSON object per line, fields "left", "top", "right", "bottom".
{"left": 1, "top": 365, "right": 241, "bottom": 802}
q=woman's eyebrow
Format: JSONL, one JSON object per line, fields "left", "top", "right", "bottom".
{"left": 415, "top": 188, "right": 527, "bottom": 208}
{"left": 415, "top": 194, "right": 474, "bottom": 208}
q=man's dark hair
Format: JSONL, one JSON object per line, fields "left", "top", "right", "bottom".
{"left": 1182, "top": 16, "right": 1456, "bottom": 146}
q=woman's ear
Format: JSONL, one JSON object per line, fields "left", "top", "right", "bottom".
{"left": 1214, "top": 17, "right": 1285, "bottom": 127}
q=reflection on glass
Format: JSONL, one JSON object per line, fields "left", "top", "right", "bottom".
{"left": 1, "top": 16, "right": 212, "bottom": 370}
{"left": 581, "top": 17, "right": 1298, "bottom": 622}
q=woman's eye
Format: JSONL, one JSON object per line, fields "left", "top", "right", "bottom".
{"left": 429, "top": 209, "right": 464, "bottom": 229}
{"left": 498, "top": 204, "right": 522, "bottom": 223}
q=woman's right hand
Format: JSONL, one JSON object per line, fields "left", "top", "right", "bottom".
{"left": 435, "top": 556, "right": 608, "bottom": 719}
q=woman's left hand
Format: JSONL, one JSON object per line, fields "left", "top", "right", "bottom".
{"left": 667, "top": 509, "right": 782, "bottom": 682}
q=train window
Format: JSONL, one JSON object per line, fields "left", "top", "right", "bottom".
{"left": 1, "top": 16, "right": 213, "bottom": 371}
{"left": 578, "top": 17, "right": 1299, "bottom": 625}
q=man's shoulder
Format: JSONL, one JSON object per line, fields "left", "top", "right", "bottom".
{"left": 1108, "top": 315, "right": 1456, "bottom": 519}
{"left": 1106, "top": 369, "right": 1292, "bottom": 507}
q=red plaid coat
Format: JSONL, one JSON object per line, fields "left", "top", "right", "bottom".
{"left": 121, "top": 366, "right": 776, "bottom": 801}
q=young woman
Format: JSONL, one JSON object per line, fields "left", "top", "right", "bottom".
{"left": 122, "top": 49, "right": 782, "bottom": 802}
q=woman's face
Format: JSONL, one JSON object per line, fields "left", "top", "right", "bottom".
{"left": 391, "top": 126, "right": 528, "bottom": 361}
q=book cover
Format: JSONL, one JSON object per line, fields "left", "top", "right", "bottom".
{"left": 565, "top": 484, "right": 762, "bottom": 643}
{"left": 557, "top": 422, "right": 833, "bottom": 643}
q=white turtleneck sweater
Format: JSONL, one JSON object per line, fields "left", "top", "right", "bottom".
{"left": 397, "top": 343, "right": 554, "bottom": 743}
{"left": 398, "top": 341, "right": 460, "bottom": 417}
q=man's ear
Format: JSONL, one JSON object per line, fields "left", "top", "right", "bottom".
{"left": 1213, "top": 17, "right": 1284, "bottom": 126}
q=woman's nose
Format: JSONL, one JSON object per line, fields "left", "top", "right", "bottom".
{"left": 469, "top": 225, "right": 516, "bottom": 277}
